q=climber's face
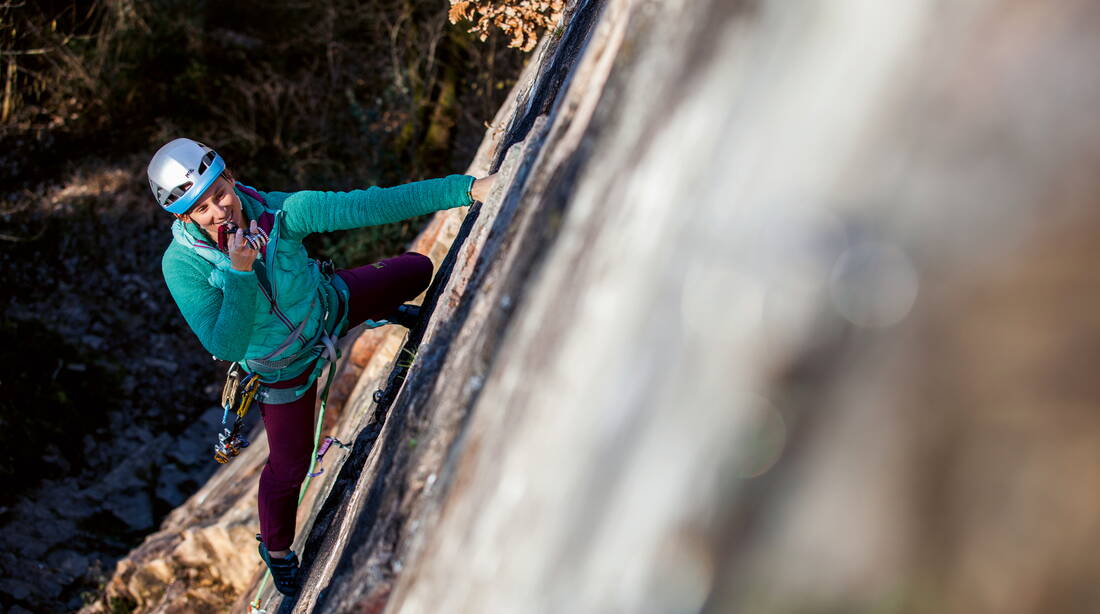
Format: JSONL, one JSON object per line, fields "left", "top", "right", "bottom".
{"left": 179, "top": 176, "right": 245, "bottom": 239}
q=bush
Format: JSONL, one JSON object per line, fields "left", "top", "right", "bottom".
{"left": 449, "top": 0, "right": 564, "bottom": 52}
{"left": 0, "top": 0, "right": 525, "bottom": 189}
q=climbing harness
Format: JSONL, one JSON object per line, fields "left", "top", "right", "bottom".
{"left": 212, "top": 285, "right": 341, "bottom": 466}
{"left": 245, "top": 257, "right": 344, "bottom": 403}
{"left": 213, "top": 364, "right": 261, "bottom": 464}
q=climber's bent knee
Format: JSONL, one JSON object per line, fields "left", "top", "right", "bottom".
{"left": 337, "top": 251, "right": 436, "bottom": 327}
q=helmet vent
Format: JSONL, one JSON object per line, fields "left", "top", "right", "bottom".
{"left": 164, "top": 182, "right": 194, "bottom": 206}
{"left": 198, "top": 151, "right": 216, "bottom": 175}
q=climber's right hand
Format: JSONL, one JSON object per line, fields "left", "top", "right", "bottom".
{"left": 229, "top": 221, "right": 260, "bottom": 272}
{"left": 471, "top": 173, "right": 497, "bottom": 202}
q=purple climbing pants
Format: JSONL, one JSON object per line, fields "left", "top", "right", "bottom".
{"left": 256, "top": 251, "right": 434, "bottom": 552}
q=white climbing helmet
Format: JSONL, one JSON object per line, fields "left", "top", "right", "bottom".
{"left": 147, "top": 138, "right": 226, "bottom": 214}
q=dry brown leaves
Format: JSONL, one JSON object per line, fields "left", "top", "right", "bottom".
{"left": 449, "top": 0, "right": 564, "bottom": 52}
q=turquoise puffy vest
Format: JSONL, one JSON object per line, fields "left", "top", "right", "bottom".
{"left": 169, "top": 183, "right": 349, "bottom": 400}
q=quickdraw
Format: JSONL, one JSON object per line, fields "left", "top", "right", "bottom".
{"left": 306, "top": 436, "right": 351, "bottom": 477}
{"left": 213, "top": 364, "right": 261, "bottom": 464}
{"left": 217, "top": 220, "right": 270, "bottom": 252}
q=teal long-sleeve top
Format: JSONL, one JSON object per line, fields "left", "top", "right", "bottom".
{"left": 161, "top": 174, "right": 474, "bottom": 379}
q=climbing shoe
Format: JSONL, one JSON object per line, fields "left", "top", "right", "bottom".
{"left": 384, "top": 303, "right": 422, "bottom": 329}
{"left": 257, "top": 537, "right": 300, "bottom": 597}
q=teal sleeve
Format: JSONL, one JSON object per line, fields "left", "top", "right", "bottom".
{"left": 162, "top": 248, "right": 259, "bottom": 362}
{"left": 278, "top": 174, "right": 475, "bottom": 241}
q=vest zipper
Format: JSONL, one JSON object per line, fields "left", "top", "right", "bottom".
{"left": 194, "top": 237, "right": 295, "bottom": 333}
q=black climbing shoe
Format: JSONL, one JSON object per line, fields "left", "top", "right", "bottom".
{"left": 258, "top": 537, "right": 300, "bottom": 597}
{"left": 384, "top": 303, "right": 422, "bottom": 329}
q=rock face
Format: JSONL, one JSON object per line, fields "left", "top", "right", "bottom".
{"left": 91, "top": 0, "right": 1100, "bottom": 612}
{"left": 77, "top": 301, "right": 426, "bottom": 612}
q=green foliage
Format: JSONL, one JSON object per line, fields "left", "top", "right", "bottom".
{"left": 107, "top": 594, "right": 137, "bottom": 614}
{"left": 1, "top": 0, "right": 524, "bottom": 181}
{"left": 2, "top": 0, "right": 524, "bottom": 261}
{"left": 397, "top": 346, "right": 418, "bottom": 369}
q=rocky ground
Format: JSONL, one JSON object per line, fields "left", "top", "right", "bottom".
{"left": 0, "top": 407, "right": 242, "bottom": 611}
{"left": 0, "top": 161, "right": 236, "bottom": 611}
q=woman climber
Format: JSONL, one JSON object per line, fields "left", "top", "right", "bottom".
{"left": 148, "top": 137, "right": 495, "bottom": 596}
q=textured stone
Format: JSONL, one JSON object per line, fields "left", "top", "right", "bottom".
{"left": 38, "top": 479, "right": 89, "bottom": 521}
{"left": 5, "top": 526, "right": 49, "bottom": 559}
{"left": 105, "top": 490, "right": 155, "bottom": 533}
{"left": 125, "top": 558, "right": 174, "bottom": 607}
{"left": 155, "top": 465, "right": 191, "bottom": 508}
{"left": 348, "top": 327, "right": 388, "bottom": 367}
{"left": 166, "top": 409, "right": 223, "bottom": 467}
{"left": 0, "top": 578, "right": 33, "bottom": 601}
{"left": 0, "top": 550, "right": 18, "bottom": 577}
{"left": 47, "top": 549, "right": 90, "bottom": 582}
